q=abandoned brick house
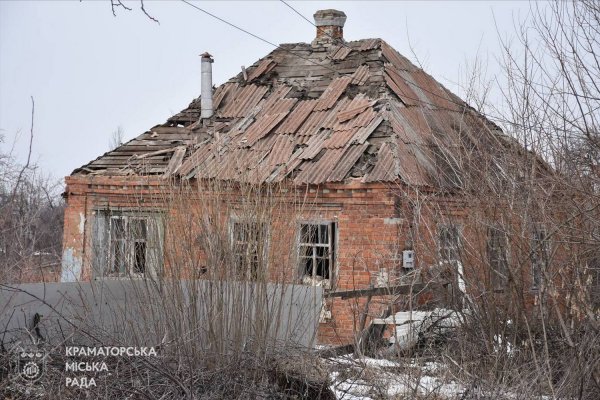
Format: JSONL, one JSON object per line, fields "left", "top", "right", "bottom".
{"left": 61, "top": 10, "right": 550, "bottom": 344}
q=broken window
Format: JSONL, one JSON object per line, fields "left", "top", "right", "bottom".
{"left": 488, "top": 227, "right": 509, "bottom": 289}
{"left": 231, "top": 219, "right": 268, "bottom": 280}
{"left": 531, "top": 227, "right": 549, "bottom": 289}
{"left": 438, "top": 224, "right": 460, "bottom": 263}
{"left": 299, "top": 222, "right": 335, "bottom": 288}
{"left": 92, "top": 211, "right": 163, "bottom": 279}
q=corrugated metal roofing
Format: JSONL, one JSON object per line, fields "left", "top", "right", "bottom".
{"left": 219, "top": 85, "right": 269, "bottom": 118}
{"left": 247, "top": 59, "right": 277, "bottom": 81}
{"left": 74, "top": 37, "right": 512, "bottom": 189}
{"left": 364, "top": 142, "right": 397, "bottom": 182}
{"left": 327, "top": 144, "right": 368, "bottom": 181}
{"left": 294, "top": 148, "right": 346, "bottom": 184}
{"left": 331, "top": 46, "right": 352, "bottom": 61}
{"left": 357, "top": 38, "right": 380, "bottom": 52}
{"left": 351, "top": 65, "right": 370, "bottom": 85}
{"left": 323, "top": 128, "right": 358, "bottom": 149}
{"left": 243, "top": 112, "right": 289, "bottom": 146}
{"left": 314, "top": 76, "right": 352, "bottom": 111}
{"left": 276, "top": 100, "right": 317, "bottom": 134}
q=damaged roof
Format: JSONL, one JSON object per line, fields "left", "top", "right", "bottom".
{"left": 73, "top": 38, "right": 512, "bottom": 187}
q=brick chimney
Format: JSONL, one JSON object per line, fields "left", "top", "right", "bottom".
{"left": 313, "top": 9, "right": 346, "bottom": 44}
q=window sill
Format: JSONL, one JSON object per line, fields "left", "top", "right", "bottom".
{"left": 301, "top": 276, "right": 331, "bottom": 289}
{"left": 96, "top": 274, "right": 146, "bottom": 280}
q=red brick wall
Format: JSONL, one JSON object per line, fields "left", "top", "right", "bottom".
{"left": 61, "top": 176, "right": 557, "bottom": 345}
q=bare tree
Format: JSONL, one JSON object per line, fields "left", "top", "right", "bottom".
{"left": 0, "top": 100, "right": 64, "bottom": 283}
{"left": 108, "top": 125, "right": 124, "bottom": 151}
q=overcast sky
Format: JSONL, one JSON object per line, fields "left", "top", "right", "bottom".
{"left": 0, "top": 1, "right": 536, "bottom": 182}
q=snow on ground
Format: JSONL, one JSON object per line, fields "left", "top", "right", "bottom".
{"left": 328, "top": 356, "right": 465, "bottom": 399}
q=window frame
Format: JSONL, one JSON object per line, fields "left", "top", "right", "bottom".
{"left": 229, "top": 216, "right": 269, "bottom": 281}
{"left": 297, "top": 220, "right": 336, "bottom": 289}
{"left": 93, "top": 209, "right": 163, "bottom": 280}
{"left": 437, "top": 223, "right": 461, "bottom": 264}
{"left": 487, "top": 226, "right": 509, "bottom": 290}
{"left": 531, "top": 226, "right": 549, "bottom": 290}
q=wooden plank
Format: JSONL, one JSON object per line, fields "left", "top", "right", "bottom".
{"left": 328, "top": 283, "right": 433, "bottom": 299}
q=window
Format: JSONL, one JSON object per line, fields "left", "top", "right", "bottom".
{"left": 231, "top": 219, "right": 268, "bottom": 280}
{"left": 531, "top": 227, "right": 549, "bottom": 289}
{"left": 92, "top": 211, "right": 163, "bottom": 279}
{"left": 438, "top": 224, "right": 460, "bottom": 263}
{"left": 488, "top": 227, "right": 508, "bottom": 289}
{"left": 437, "top": 223, "right": 466, "bottom": 307}
{"left": 298, "top": 222, "right": 335, "bottom": 288}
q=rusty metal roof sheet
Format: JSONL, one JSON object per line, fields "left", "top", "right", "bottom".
{"left": 364, "top": 142, "right": 398, "bottom": 182}
{"left": 276, "top": 100, "right": 317, "bottom": 134}
{"left": 243, "top": 112, "right": 289, "bottom": 146}
{"left": 323, "top": 128, "right": 358, "bottom": 149}
{"left": 314, "top": 76, "right": 352, "bottom": 111}
{"left": 331, "top": 46, "right": 352, "bottom": 61}
{"left": 381, "top": 41, "right": 415, "bottom": 71}
{"left": 351, "top": 65, "right": 370, "bottom": 85}
{"left": 352, "top": 115, "right": 384, "bottom": 144}
{"left": 213, "top": 82, "right": 237, "bottom": 110}
{"left": 247, "top": 58, "right": 277, "bottom": 81}
{"left": 294, "top": 148, "right": 346, "bottom": 184}
{"left": 336, "top": 94, "right": 372, "bottom": 123}
{"left": 74, "top": 38, "right": 516, "bottom": 188}
{"left": 385, "top": 64, "right": 420, "bottom": 107}
{"left": 298, "top": 97, "right": 349, "bottom": 136}
{"left": 219, "top": 84, "right": 269, "bottom": 118}
{"left": 300, "top": 130, "right": 330, "bottom": 160}
{"left": 267, "top": 135, "right": 295, "bottom": 166}
{"left": 357, "top": 38, "right": 380, "bottom": 52}
{"left": 327, "top": 143, "right": 369, "bottom": 182}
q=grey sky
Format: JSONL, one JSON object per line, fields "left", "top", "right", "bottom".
{"left": 0, "top": 1, "right": 534, "bottom": 182}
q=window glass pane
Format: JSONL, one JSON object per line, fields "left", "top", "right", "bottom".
{"left": 316, "top": 246, "right": 329, "bottom": 258}
{"left": 111, "top": 218, "right": 125, "bottom": 240}
{"left": 111, "top": 240, "right": 126, "bottom": 274}
{"left": 130, "top": 219, "right": 147, "bottom": 241}
{"left": 439, "top": 225, "right": 459, "bottom": 262}
{"left": 133, "top": 242, "right": 146, "bottom": 274}
{"left": 316, "top": 258, "right": 330, "bottom": 279}
{"left": 232, "top": 220, "right": 266, "bottom": 280}
{"left": 301, "top": 257, "right": 313, "bottom": 277}
{"left": 300, "top": 224, "right": 317, "bottom": 244}
{"left": 318, "top": 224, "right": 328, "bottom": 244}
{"left": 299, "top": 223, "right": 334, "bottom": 280}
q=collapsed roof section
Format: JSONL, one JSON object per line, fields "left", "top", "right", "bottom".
{"left": 73, "top": 38, "right": 512, "bottom": 188}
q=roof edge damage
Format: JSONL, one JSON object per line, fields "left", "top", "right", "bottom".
{"left": 73, "top": 13, "right": 521, "bottom": 190}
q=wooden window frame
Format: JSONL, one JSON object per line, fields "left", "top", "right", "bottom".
{"left": 438, "top": 224, "right": 461, "bottom": 264}
{"left": 229, "top": 217, "right": 269, "bottom": 281}
{"left": 531, "top": 227, "right": 549, "bottom": 290}
{"left": 93, "top": 209, "right": 163, "bottom": 280}
{"left": 297, "top": 221, "right": 336, "bottom": 289}
{"left": 488, "top": 226, "right": 509, "bottom": 290}
{"left": 107, "top": 215, "right": 149, "bottom": 278}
